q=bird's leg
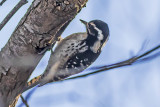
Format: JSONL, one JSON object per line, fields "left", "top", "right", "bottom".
{"left": 38, "top": 36, "right": 63, "bottom": 54}
{"left": 57, "top": 36, "right": 63, "bottom": 45}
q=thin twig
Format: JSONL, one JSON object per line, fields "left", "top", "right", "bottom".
{"left": 20, "top": 95, "right": 29, "bottom": 107}
{"left": 18, "top": 87, "right": 37, "bottom": 107}
{"left": 0, "top": 0, "right": 7, "bottom": 6}
{"left": 0, "top": 0, "right": 28, "bottom": 30}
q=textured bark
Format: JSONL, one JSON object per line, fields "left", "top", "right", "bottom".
{"left": 0, "top": 0, "right": 87, "bottom": 106}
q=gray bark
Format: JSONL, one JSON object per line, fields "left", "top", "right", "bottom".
{"left": 0, "top": 0, "right": 87, "bottom": 106}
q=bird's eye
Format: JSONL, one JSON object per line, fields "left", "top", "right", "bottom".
{"left": 88, "top": 24, "right": 94, "bottom": 30}
{"left": 88, "top": 24, "right": 92, "bottom": 28}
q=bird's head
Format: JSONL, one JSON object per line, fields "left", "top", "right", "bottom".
{"left": 80, "top": 19, "right": 110, "bottom": 53}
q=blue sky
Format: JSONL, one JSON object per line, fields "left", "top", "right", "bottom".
{"left": 0, "top": 0, "right": 160, "bottom": 107}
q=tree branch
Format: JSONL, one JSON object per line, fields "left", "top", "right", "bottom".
{"left": 0, "top": 0, "right": 88, "bottom": 106}
{"left": 0, "top": 0, "right": 7, "bottom": 6}
{"left": 0, "top": 0, "right": 28, "bottom": 30}
{"left": 18, "top": 86, "right": 37, "bottom": 107}
{"left": 20, "top": 95, "right": 29, "bottom": 107}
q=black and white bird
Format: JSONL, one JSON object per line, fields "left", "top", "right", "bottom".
{"left": 23, "top": 19, "right": 109, "bottom": 91}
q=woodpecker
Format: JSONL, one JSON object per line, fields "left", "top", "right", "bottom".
{"left": 22, "top": 19, "right": 109, "bottom": 92}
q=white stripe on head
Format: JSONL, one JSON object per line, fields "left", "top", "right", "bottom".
{"left": 87, "top": 23, "right": 95, "bottom": 36}
{"left": 90, "top": 23, "right": 104, "bottom": 40}
{"left": 90, "top": 41, "right": 101, "bottom": 53}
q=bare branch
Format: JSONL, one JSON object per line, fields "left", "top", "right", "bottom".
{"left": 0, "top": 0, "right": 28, "bottom": 30}
{"left": 18, "top": 87, "right": 37, "bottom": 107}
{"left": 0, "top": 0, "right": 88, "bottom": 106}
{"left": 20, "top": 95, "right": 29, "bottom": 107}
{"left": 0, "top": 0, "right": 7, "bottom": 6}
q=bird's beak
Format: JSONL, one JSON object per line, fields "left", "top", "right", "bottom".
{"left": 80, "top": 19, "right": 88, "bottom": 26}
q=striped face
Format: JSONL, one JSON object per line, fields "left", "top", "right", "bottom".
{"left": 81, "top": 20, "right": 109, "bottom": 53}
